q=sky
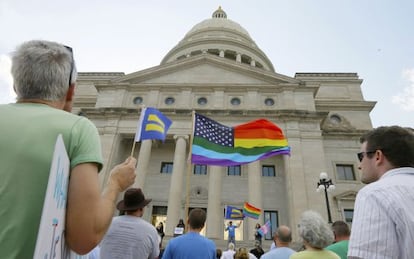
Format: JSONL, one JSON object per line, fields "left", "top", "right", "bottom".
{"left": 0, "top": 0, "right": 413, "bottom": 127}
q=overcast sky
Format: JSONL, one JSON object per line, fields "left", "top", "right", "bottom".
{"left": 0, "top": 0, "right": 413, "bottom": 127}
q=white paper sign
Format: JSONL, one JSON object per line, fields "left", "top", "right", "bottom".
{"left": 174, "top": 227, "right": 184, "bottom": 235}
{"left": 33, "top": 134, "right": 87, "bottom": 259}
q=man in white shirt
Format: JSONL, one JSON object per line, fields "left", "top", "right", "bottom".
{"left": 261, "top": 225, "right": 295, "bottom": 259}
{"left": 348, "top": 126, "right": 414, "bottom": 259}
{"left": 100, "top": 188, "right": 159, "bottom": 259}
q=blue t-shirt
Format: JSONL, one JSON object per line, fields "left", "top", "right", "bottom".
{"left": 163, "top": 232, "right": 216, "bottom": 259}
{"left": 261, "top": 247, "right": 295, "bottom": 259}
{"left": 226, "top": 225, "right": 237, "bottom": 238}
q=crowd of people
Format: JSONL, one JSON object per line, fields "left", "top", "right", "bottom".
{"left": 1, "top": 39, "right": 413, "bottom": 259}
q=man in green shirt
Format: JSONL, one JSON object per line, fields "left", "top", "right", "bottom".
{"left": 0, "top": 40, "right": 137, "bottom": 258}
{"left": 326, "top": 220, "right": 350, "bottom": 259}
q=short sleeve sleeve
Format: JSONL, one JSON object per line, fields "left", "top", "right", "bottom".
{"left": 67, "top": 117, "right": 103, "bottom": 171}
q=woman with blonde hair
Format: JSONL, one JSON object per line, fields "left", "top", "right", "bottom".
{"left": 234, "top": 247, "right": 257, "bottom": 259}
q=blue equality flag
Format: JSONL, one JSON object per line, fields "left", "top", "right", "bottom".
{"left": 135, "top": 107, "right": 172, "bottom": 142}
{"left": 225, "top": 205, "right": 244, "bottom": 220}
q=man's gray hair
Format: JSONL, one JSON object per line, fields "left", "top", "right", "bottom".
{"left": 11, "top": 40, "right": 77, "bottom": 101}
{"left": 298, "top": 210, "right": 334, "bottom": 248}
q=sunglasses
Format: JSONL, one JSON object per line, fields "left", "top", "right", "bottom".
{"left": 357, "top": 151, "right": 376, "bottom": 162}
{"left": 64, "top": 45, "right": 74, "bottom": 86}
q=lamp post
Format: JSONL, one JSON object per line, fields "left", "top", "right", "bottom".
{"left": 316, "top": 172, "right": 335, "bottom": 223}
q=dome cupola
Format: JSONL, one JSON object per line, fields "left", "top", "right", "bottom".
{"left": 161, "top": 7, "right": 275, "bottom": 72}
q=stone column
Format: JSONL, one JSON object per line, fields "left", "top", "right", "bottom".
{"left": 206, "top": 165, "right": 223, "bottom": 239}
{"left": 98, "top": 133, "right": 119, "bottom": 188}
{"left": 219, "top": 49, "right": 225, "bottom": 57}
{"left": 236, "top": 53, "right": 241, "bottom": 63}
{"left": 133, "top": 139, "right": 152, "bottom": 190}
{"left": 247, "top": 161, "right": 262, "bottom": 240}
{"left": 165, "top": 135, "right": 188, "bottom": 236}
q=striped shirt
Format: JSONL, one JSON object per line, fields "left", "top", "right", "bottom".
{"left": 100, "top": 216, "right": 160, "bottom": 259}
{"left": 348, "top": 167, "right": 414, "bottom": 259}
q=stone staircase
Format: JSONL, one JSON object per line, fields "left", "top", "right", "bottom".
{"left": 161, "top": 235, "right": 274, "bottom": 252}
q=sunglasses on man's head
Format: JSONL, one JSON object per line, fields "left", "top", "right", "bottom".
{"left": 64, "top": 45, "right": 74, "bottom": 86}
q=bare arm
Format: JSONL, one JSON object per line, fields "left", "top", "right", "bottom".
{"left": 65, "top": 157, "right": 136, "bottom": 254}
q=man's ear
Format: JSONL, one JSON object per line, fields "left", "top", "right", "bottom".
{"left": 66, "top": 84, "right": 75, "bottom": 101}
{"left": 62, "top": 84, "right": 75, "bottom": 112}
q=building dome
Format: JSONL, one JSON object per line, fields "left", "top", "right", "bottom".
{"left": 161, "top": 7, "right": 275, "bottom": 72}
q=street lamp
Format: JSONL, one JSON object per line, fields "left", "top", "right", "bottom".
{"left": 316, "top": 172, "right": 335, "bottom": 223}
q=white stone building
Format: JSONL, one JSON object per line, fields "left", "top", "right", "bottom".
{"left": 73, "top": 7, "right": 375, "bottom": 246}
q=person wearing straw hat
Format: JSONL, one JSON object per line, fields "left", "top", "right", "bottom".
{"left": 100, "top": 188, "right": 160, "bottom": 259}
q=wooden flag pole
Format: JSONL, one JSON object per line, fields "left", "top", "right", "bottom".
{"left": 184, "top": 111, "right": 196, "bottom": 231}
{"left": 130, "top": 141, "right": 136, "bottom": 157}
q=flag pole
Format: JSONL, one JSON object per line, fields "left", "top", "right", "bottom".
{"left": 130, "top": 142, "right": 136, "bottom": 157}
{"left": 184, "top": 111, "right": 195, "bottom": 230}
{"left": 131, "top": 105, "right": 146, "bottom": 157}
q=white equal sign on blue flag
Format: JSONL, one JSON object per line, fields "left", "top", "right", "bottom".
{"left": 225, "top": 205, "right": 244, "bottom": 219}
{"left": 135, "top": 107, "right": 172, "bottom": 142}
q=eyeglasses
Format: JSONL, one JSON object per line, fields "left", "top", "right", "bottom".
{"left": 357, "top": 151, "right": 376, "bottom": 162}
{"left": 64, "top": 45, "right": 74, "bottom": 86}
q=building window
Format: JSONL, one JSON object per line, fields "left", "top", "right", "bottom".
{"left": 194, "top": 165, "right": 207, "bottom": 175}
{"left": 330, "top": 114, "right": 342, "bottom": 124}
{"left": 230, "top": 97, "right": 241, "bottom": 106}
{"left": 264, "top": 98, "right": 274, "bottom": 106}
{"left": 264, "top": 211, "right": 279, "bottom": 240}
{"left": 133, "top": 96, "right": 143, "bottom": 105}
{"left": 262, "top": 165, "right": 276, "bottom": 177}
{"left": 336, "top": 164, "right": 356, "bottom": 180}
{"left": 227, "top": 165, "right": 241, "bottom": 176}
{"left": 152, "top": 206, "right": 167, "bottom": 215}
{"left": 197, "top": 97, "right": 208, "bottom": 105}
{"left": 344, "top": 209, "right": 354, "bottom": 223}
{"left": 165, "top": 97, "right": 175, "bottom": 105}
{"left": 160, "top": 162, "right": 173, "bottom": 174}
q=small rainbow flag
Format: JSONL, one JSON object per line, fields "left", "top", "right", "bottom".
{"left": 243, "top": 202, "right": 261, "bottom": 219}
{"left": 191, "top": 113, "right": 290, "bottom": 166}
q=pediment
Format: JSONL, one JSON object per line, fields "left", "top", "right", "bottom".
{"left": 112, "top": 55, "right": 300, "bottom": 86}
{"left": 334, "top": 190, "right": 357, "bottom": 201}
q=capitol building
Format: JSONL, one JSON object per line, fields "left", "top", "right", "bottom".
{"left": 73, "top": 6, "right": 374, "bottom": 246}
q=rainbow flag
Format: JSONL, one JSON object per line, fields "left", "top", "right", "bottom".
{"left": 191, "top": 113, "right": 290, "bottom": 166}
{"left": 135, "top": 107, "right": 172, "bottom": 142}
{"left": 243, "top": 202, "right": 261, "bottom": 219}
